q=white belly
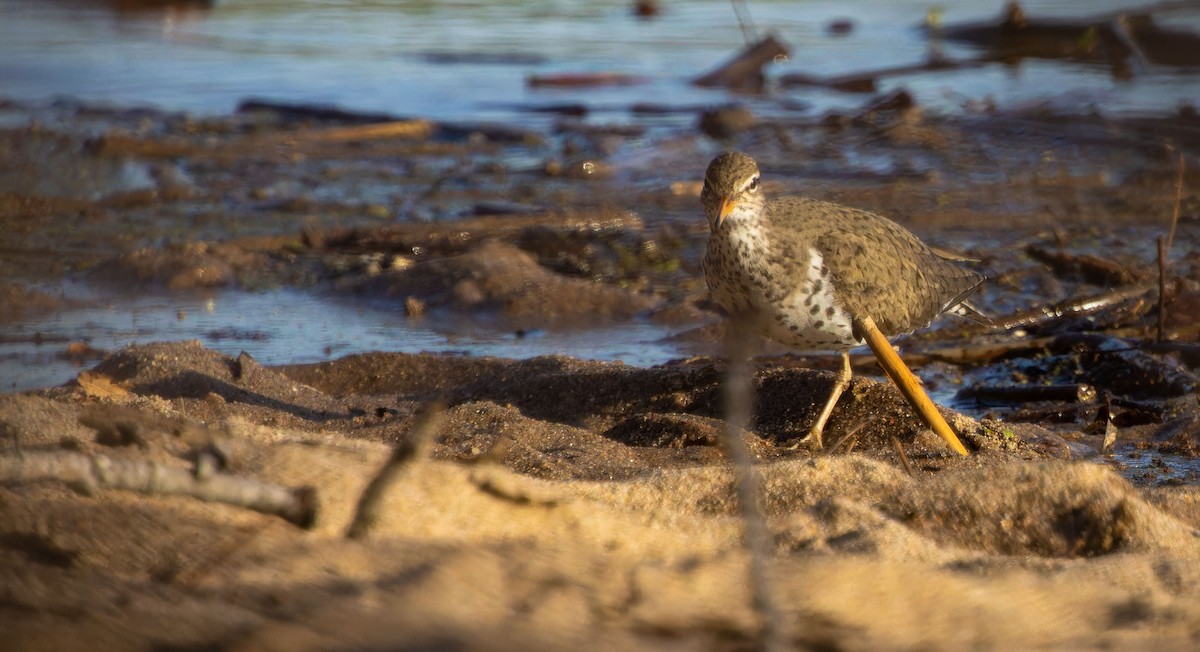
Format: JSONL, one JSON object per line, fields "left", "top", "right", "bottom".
{"left": 707, "top": 240, "right": 858, "bottom": 351}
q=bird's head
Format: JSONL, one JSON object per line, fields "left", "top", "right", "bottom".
{"left": 700, "top": 151, "right": 762, "bottom": 233}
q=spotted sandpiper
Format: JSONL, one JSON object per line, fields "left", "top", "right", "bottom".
{"left": 701, "top": 151, "right": 982, "bottom": 455}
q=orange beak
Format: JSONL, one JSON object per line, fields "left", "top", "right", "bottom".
{"left": 718, "top": 195, "right": 737, "bottom": 226}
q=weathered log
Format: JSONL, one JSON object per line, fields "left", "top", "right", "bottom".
{"left": 957, "top": 383, "right": 1097, "bottom": 406}
{"left": 693, "top": 34, "right": 790, "bottom": 91}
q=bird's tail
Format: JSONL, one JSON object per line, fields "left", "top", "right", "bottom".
{"left": 949, "top": 299, "right": 994, "bottom": 327}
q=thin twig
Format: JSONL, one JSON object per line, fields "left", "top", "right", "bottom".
{"left": 1158, "top": 150, "right": 1184, "bottom": 343}
{"left": 1157, "top": 235, "right": 1168, "bottom": 344}
{"left": 722, "top": 325, "right": 789, "bottom": 652}
{"left": 0, "top": 451, "right": 316, "bottom": 527}
{"left": 1166, "top": 150, "right": 1185, "bottom": 253}
{"left": 890, "top": 436, "right": 915, "bottom": 477}
{"left": 729, "top": 0, "right": 758, "bottom": 44}
{"left": 346, "top": 403, "right": 445, "bottom": 540}
{"left": 1110, "top": 15, "right": 1151, "bottom": 74}
{"left": 827, "top": 420, "right": 867, "bottom": 455}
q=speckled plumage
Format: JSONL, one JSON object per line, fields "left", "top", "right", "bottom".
{"left": 700, "top": 151, "right": 984, "bottom": 448}
{"left": 701, "top": 151, "right": 982, "bottom": 350}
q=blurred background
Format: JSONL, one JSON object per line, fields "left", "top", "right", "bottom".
{"left": 2, "top": 0, "right": 1199, "bottom": 397}
{"left": 3, "top": 0, "right": 1199, "bottom": 126}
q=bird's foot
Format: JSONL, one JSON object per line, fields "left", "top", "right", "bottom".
{"left": 785, "top": 429, "right": 824, "bottom": 452}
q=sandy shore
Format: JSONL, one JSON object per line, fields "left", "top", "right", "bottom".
{"left": 0, "top": 339, "right": 1198, "bottom": 650}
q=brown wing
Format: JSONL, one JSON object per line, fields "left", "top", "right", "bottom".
{"left": 768, "top": 197, "right": 984, "bottom": 337}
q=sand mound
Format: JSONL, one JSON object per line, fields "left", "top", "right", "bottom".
{"left": 1, "top": 341, "right": 1198, "bottom": 650}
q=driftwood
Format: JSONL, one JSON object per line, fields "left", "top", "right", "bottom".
{"left": 997, "top": 283, "right": 1156, "bottom": 330}
{"left": 957, "top": 383, "right": 1097, "bottom": 406}
{"left": 936, "top": 1, "right": 1200, "bottom": 68}
{"left": 526, "top": 73, "right": 646, "bottom": 88}
{"left": 917, "top": 336, "right": 1058, "bottom": 366}
{"left": 919, "top": 313, "right": 1200, "bottom": 370}
{"left": 693, "top": 34, "right": 790, "bottom": 91}
{"left": 912, "top": 287, "right": 1156, "bottom": 366}
{"left": 280, "top": 120, "right": 435, "bottom": 143}
{"left": 1024, "top": 245, "right": 1141, "bottom": 286}
{"left": 346, "top": 404, "right": 445, "bottom": 540}
{"left": 783, "top": 3, "right": 1200, "bottom": 94}
{"left": 237, "top": 99, "right": 398, "bottom": 124}
{"left": 0, "top": 451, "right": 316, "bottom": 528}
{"left": 93, "top": 118, "right": 435, "bottom": 160}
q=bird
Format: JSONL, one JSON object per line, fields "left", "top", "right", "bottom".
{"left": 700, "top": 151, "right": 983, "bottom": 453}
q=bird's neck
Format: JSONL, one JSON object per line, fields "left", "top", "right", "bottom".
{"left": 721, "top": 198, "right": 769, "bottom": 241}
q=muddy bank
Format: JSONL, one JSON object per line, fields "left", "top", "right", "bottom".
{"left": 4, "top": 96, "right": 1200, "bottom": 477}
{"left": 2, "top": 82, "right": 1200, "bottom": 647}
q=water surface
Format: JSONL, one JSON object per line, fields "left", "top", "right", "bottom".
{"left": 3, "top": 0, "right": 1198, "bottom": 125}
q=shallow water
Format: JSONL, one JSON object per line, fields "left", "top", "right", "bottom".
{"left": 1108, "top": 447, "right": 1200, "bottom": 486}
{"left": 0, "top": 286, "right": 693, "bottom": 392}
{"left": 3, "top": 0, "right": 1198, "bottom": 126}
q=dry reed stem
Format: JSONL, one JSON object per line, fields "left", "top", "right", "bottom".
{"left": 722, "top": 326, "right": 789, "bottom": 652}
{"left": 855, "top": 316, "right": 969, "bottom": 456}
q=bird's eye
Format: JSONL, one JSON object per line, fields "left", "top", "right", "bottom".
{"left": 747, "top": 176, "right": 760, "bottom": 192}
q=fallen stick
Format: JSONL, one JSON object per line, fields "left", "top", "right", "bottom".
{"left": 1166, "top": 150, "right": 1185, "bottom": 252}
{"left": 346, "top": 403, "right": 445, "bottom": 540}
{"left": 957, "top": 383, "right": 1097, "bottom": 406}
{"left": 0, "top": 451, "right": 316, "bottom": 528}
{"left": 526, "top": 72, "right": 646, "bottom": 88}
{"left": 92, "top": 119, "right": 436, "bottom": 161}
{"left": 1024, "top": 245, "right": 1140, "bottom": 286}
{"left": 693, "top": 34, "right": 790, "bottom": 91}
{"left": 996, "top": 283, "right": 1156, "bottom": 330}
{"left": 1157, "top": 235, "right": 1168, "bottom": 343}
{"left": 277, "top": 120, "right": 436, "bottom": 143}
{"left": 917, "top": 336, "right": 1059, "bottom": 365}
{"left": 855, "top": 316, "right": 969, "bottom": 456}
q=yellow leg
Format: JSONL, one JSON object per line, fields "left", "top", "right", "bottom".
{"left": 854, "top": 316, "right": 969, "bottom": 456}
{"left": 798, "top": 351, "right": 852, "bottom": 450}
